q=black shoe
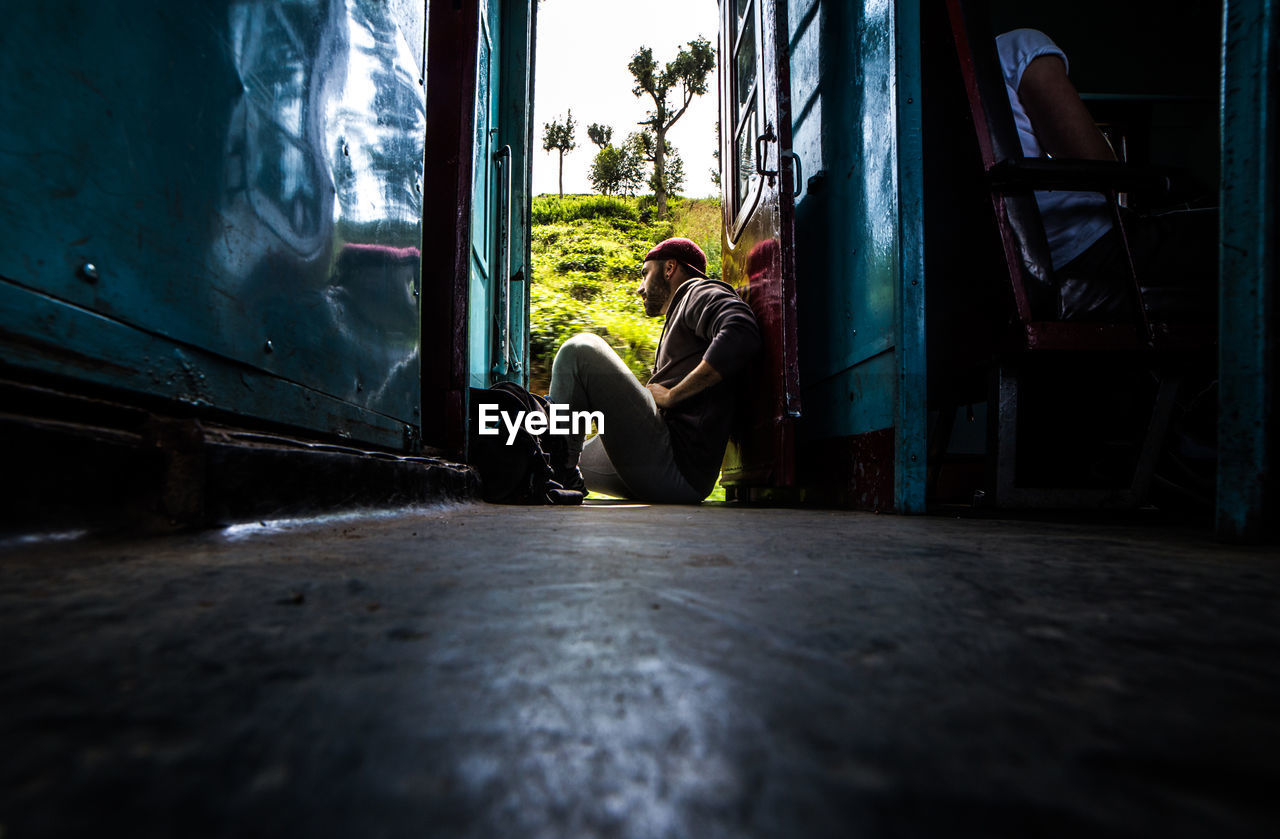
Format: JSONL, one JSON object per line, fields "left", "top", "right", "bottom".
{"left": 545, "top": 485, "right": 585, "bottom": 505}
{"left": 555, "top": 463, "right": 587, "bottom": 495}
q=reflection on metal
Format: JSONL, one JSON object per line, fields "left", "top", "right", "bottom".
{"left": 720, "top": 0, "right": 802, "bottom": 488}
{"left": 221, "top": 506, "right": 445, "bottom": 542}
{"left": 0, "top": 530, "right": 89, "bottom": 552}
{"left": 0, "top": 0, "right": 426, "bottom": 450}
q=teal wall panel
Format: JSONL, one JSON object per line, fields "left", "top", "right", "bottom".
{"left": 893, "top": 0, "right": 927, "bottom": 513}
{"left": 1218, "top": 0, "right": 1277, "bottom": 540}
{"left": 0, "top": 0, "right": 427, "bottom": 448}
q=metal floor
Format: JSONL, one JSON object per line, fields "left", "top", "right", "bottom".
{"left": 2, "top": 502, "right": 1279, "bottom": 838}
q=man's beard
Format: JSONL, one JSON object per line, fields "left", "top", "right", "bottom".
{"left": 643, "top": 284, "right": 669, "bottom": 317}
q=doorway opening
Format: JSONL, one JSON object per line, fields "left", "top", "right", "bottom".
{"left": 523, "top": 0, "right": 723, "bottom": 395}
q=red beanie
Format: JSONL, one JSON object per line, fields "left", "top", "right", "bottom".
{"left": 643, "top": 237, "right": 709, "bottom": 279}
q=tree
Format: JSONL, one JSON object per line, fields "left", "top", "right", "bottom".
{"left": 587, "top": 123, "right": 613, "bottom": 149}
{"left": 654, "top": 150, "right": 686, "bottom": 198}
{"left": 542, "top": 110, "right": 577, "bottom": 197}
{"left": 710, "top": 120, "right": 722, "bottom": 189}
{"left": 589, "top": 141, "right": 645, "bottom": 196}
{"left": 627, "top": 37, "right": 716, "bottom": 219}
{"left": 626, "top": 131, "right": 684, "bottom": 199}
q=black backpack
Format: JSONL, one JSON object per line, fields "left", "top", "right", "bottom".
{"left": 467, "top": 382, "right": 583, "bottom": 505}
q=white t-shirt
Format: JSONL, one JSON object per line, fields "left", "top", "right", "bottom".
{"left": 996, "top": 28, "right": 1113, "bottom": 269}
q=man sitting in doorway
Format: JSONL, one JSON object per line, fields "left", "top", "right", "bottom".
{"left": 547, "top": 238, "right": 761, "bottom": 503}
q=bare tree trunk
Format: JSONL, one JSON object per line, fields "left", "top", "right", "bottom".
{"left": 557, "top": 151, "right": 564, "bottom": 198}
{"left": 654, "top": 128, "right": 667, "bottom": 220}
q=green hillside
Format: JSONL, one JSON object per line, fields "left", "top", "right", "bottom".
{"left": 528, "top": 194, "right": 722, "bottom": 393}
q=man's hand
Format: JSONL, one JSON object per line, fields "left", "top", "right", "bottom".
{"left": 646, "top": 382, "right": 673, "bottom": 409}
{"left": 647, "top": 360, "right": 723, "bottom": 411}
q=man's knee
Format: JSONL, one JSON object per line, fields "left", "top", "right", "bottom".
{"left": 553, "top": 332, "right": 611, "bottom": 368}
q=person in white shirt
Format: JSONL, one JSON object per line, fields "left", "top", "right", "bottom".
{"left": 997, "top": 28, "right": 1215, "bottom": 321}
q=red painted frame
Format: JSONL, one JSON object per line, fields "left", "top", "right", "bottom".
{"left": 422, "top": 0, "right": 481, "bottom": 458}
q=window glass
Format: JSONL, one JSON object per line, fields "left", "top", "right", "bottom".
{"left": 735, "top": 0, "right": 750, "bottom": 25}
{"left": 735, "top": 102, "right": 757, "bottom": 211}
{"left": 735, "top": 8, "right": 756, "bottom": 112}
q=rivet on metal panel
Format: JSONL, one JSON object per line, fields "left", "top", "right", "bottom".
{"left": 910, "top": 454, "right": 918, "bottom": 462}
{"left": 263, "top": 340, "right": 274, "bottom": 353}
{"left": 79, "top": 263, "right": 99, "bottom": 283}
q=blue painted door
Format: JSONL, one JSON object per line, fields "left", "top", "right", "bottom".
{"left": 468, "top": 0, "right": 524, "bottom": 389}
{"left": 719, "top": 0, "right": 802, "bottom": 488}
{"left": 780, "top": 0, "right": 927, "bottom": 512}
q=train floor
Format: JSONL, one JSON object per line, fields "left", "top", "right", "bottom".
{"left": 2, "top": 501, "right": 1279, "bottom": 838}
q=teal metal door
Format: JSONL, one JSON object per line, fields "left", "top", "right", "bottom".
{"left": 0, "top": 0, "right": 429, "bottom": 452}
{"left": 468, "top": 0, "right": 502, "bottom": 388}
{"left": 778, "top": 0, "right": 927, "bottom": 512}
{"left": 467, "top": 0, "right": 528, "bottom": 389}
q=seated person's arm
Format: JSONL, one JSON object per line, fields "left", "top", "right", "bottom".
{"left": 1018, "top": 55, "right": 1115, "bottom": 162}
{"left": 647, "top": 360, "right": 722, "bottom": 409}
{"left": 647, "top": 288, "right": 761, "bottom": 410}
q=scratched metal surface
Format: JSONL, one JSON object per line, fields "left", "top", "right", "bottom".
{"left": 0, "top": 0, "right": 426, "bottom": 447}
{"left": 1, "top": 503, "right": 1279, "bottom": 837}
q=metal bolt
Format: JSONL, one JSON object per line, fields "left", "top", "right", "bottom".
{"left": 264, "top": 340, "right": 274, "bottom": 353}
{"left": 80, "top": 262, "right": 99, "bottom": 283}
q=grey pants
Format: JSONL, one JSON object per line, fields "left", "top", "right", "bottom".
{"left": 547, "top": 333, "right": 704, "bottom": 504}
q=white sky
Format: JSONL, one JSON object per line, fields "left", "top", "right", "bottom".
{"left": 532, "top": 0, "right": 721, "bottom": 198}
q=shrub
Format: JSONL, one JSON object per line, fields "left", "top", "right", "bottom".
{"left": 567, "top": 276, "right": 602, "bottom": 301}
{"left": 531, "top": 194, "right": 639, "bottom": 225}
{"left": 556, "top": 254, "right": 606, "bottom": 273}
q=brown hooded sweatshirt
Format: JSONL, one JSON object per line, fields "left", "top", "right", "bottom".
{"left": 649, "top": 278, "right": 762, "bottom": 495}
